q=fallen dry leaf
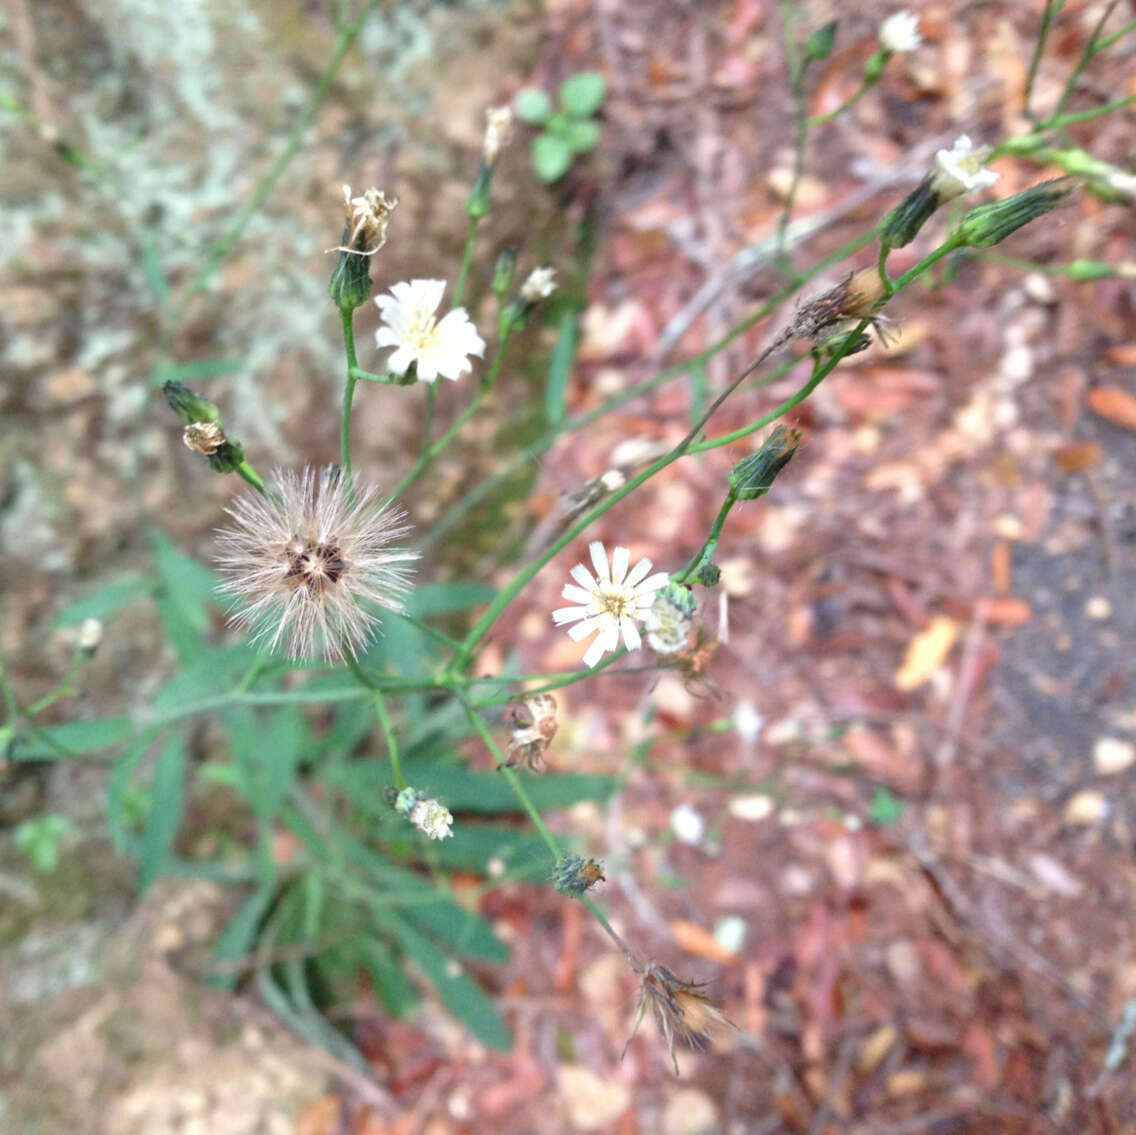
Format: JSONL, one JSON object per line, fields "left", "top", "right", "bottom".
{"left": 895, "top": 616, "right": 959, "bottom": 691}
{"left": 1053, "top": 440, "right": 1102, "bottom": 473}
{"left": 671, "top": 918, "right": 739, "bottom": 964}
{"left": 990, "top": 540, "right": 1012, "bottom": 594}
{"left": 1086, "top": 385, "right": 1136, "bottom": 431}
{"left": 976, "top": 597, "right": 1032, "bottom": 627}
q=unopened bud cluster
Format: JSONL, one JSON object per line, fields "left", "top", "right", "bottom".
{"left": 553, "top": 854, "right": 605, "bottom": 896}
{"left": 728, "top": 426, "right": 802, "bottom": 501}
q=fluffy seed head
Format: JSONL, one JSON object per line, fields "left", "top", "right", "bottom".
{"left": 215, "top": 467, "right": 417, "bottom": 661}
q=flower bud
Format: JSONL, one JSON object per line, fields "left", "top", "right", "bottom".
{"left": 553, "top": 854, "right": 605, "bottom": 897}
{"left": 327, "top": 186, "right": 397, "bottom": 311}
{"left": 467, "top": 162, "right": 494, "bottom": 220}
{"left": 164, "top": 380, "right": 220, "bottom": 425}
{"left": 955, "top": 178, "right": 1076, "bottom": 248}
{"left": 389, "top": 786, "right": 454, "bottom": 840}
{"left": 76, "top": 618, "right": 103, "bottom": 656}
{"left": 482, "top": 105, "right": 514, "bottom": 167}
{"left": 727, "top": 426, "right": 802, "bottom": 501}
{"left": 1067, "top": 258, "right": 1116, "bottom": 281}
{"left": 519, "top": 266, "right": 557, "bottom": 303}
{"left": 492, "top": 248, "right": 518, "bottom": 297}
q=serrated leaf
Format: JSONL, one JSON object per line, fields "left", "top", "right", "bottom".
{"left": 558, "top": 71, "right": 606, "bottom": 117}
{"left": 532, "top": 133, "right": 574, "bottom": 182}
{"left": 514, "top": 88, "right": 553, "bottom": 125}
{"left": 52, "top": 577, "right": 153, "bottom": 627}
{"left": 387, "top": 916, "right": 512, "bottom": 1050}
{"left": 138, "top": 733, "right": 186, "bottom": 891}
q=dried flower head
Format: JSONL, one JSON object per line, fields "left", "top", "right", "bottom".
{"left": 183, "top": 421, "right": 226, "bottom": 456}
{"left": 552, "top": 541, "right": 670, "bottom": 668}
{"left": 931, "top": 135, "right": 1000, "bottom": 200}
{"left": 327, "top": 185, "right": 398, "bottom": 256}
{"left": 624, "top": 963, "right": 732, "bottom": 1074}
{"left": 645, "top": 583, "right": 696, "bottom": 655}
{"left": 482, "top": 104, "right": 515, "bottom": 166}
{"left": 781, "top": 269, "right": 895, "bottom": 351}
{"left": 879, "top": 10, "right": 922, "bottom": 53}
{"left": 374, "top": 279, "right": 486, "bottom": 383}
{"left": 502, "top": 693, "right": 559, "bottom": 771}
{"left": 553, "top": 854, "right": 605, "bottom": 896}
{"left": 216, "top": 467, "right": 417, "bottom": 661}
{"left": 392, "top": 786, "right": 454, "bottom": 840}
{"left": 520, "top": 266, "right": 557, "bottom": 303}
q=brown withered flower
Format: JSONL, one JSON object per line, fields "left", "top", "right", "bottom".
{"left": 623, "top": 963, "right": 733, "bottom": 1074}
{"left": 787, "top": 267, "right": 896, "bottom": 350}
{"left": 501, "top": 692, "right": 559, "bottom": 771}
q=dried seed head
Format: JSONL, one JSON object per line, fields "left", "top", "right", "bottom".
{"left": 502, "top": 693, "right": 559, "bottom": 771}
{"left": 482, "top": 104, "right": 515, "bottom": 166}
{"left": 623, "top": 963, "right": 732, "bottom": 1074}
{"left": 215, "top": 467, "right": 417, "bottom": 661}
{"left": 782, "top": 271, "right": 897, "bottom": 351}
{"left": 328, "top": 185, "right": 398, "bottom": 257}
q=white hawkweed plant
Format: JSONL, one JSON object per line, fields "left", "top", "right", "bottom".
{"left": 15, "top": 2, "right": 1131, "bottom": 1084}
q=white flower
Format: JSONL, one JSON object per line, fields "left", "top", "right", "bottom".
{"left": 520, "top": 266, "right": 557, "bottom": 303}
{"left": 879, "top": 10, "right": 922, "bottom": 53}
{"left": 483, "top": 104, "right": 515, "bottom": 166}
{"left": 552, "top": 541, "right": 669, "bottom": 668}
{"left": 733, "top": 700, "right": 763, "bottom": 742}
{"left": 394, "top": 787, "right": 454, "bottom": 840}
{"left": 932, "top": 135, "right": 1000, "bottom": 199}
{"left": 374, "top": 279, "right": 486, "bottom": 383}
{"left": 670, "top": 803, "right": 705, "bottom": 845}
{"left": 409, "top": 797, "right": 454, "bottom": 840}
{"left": 216, "top": 467, "right": 417, "bottom": 661}
{"left": 77, "top": 618, "right": 103, "bottom": 654}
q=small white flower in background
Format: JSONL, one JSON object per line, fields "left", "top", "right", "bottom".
{"left": 394, "top": 787, "right": 454, "bottom": 840}
{"left": 733, "top": 700, "right": 763, "bottom": 743}
{"left": 879, "top": 10, "right": 922, "bottom": 53}
{"left": 328, "top": 185, "right": 398, "bottom": 256}
{"left": 216, "top": 467, "right": 417, "bottom": 661}
{"left": 482, "top": 104, "right": 515, "bottom": 166}
{"left": 77, "top": 618, "right": 103, "bottom": 654}
{"left": 552, "top": 541, "right": 669, "bottom": 668}
{"left": 670, "top": 802, "right": 705, "bottom": 845}
{"left": 374, "top": 279, "right": 486, "bottom": 383}
{"left": 932, "top": 135, "right": 1000, "bottom": 199}
{"left": 713, "top": 915, "right": 747, "bottom": 955}
{"left": 520, "top": 266, "right": 557, "bottom": 303}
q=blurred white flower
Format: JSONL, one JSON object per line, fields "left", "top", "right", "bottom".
{"left": 733, "top": 700, "right": 763, "bottom": 742}
{"left": 216, "top": 467, "right": 417, "bottom": 661}
{"left": 552, "top": 541, "right": 669, "bottom": 668}
{"left": 375, "top": 279, "right": 485, "bottom": 383}
{"left": 520, "top": 266, "right": 557, "bottom": 302}
{"left": 932, "top": 135, "right": 1000, "bottom": 199}
{"left": 77, "top": 618, "right": 103, "bottom": 654}
{"left": 482, "top": 105, "right": 514, "bottom": 165}
{"left": 409, "top": 797, "right": 454, "bottom": 840}
{"left": 879, "top": 10, "right": 922, "bottom": 53}
{"left": 670, "top": 803, "right": 705, "bottom": 845}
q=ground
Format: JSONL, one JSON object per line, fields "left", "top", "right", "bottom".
{"left": 1, "top": 0, "right": 1135, "bottom": 1132}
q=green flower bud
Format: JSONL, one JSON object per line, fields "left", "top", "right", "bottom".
{"left": 328, "top": 244, "right": 373, "bottom": 311}
{"left": 553, "top": 854, "right": 605, "bottom": 897}
{"left": 492, "top": 248, "right": 518, "bottom": 296}
{"left": 696, "top": 563, "right": 720, "bottom": 586}
{"left": 1067, "top": 259, "right": 1114, "bottom": 281}
{"left": 879, "top": 175, "right": 939, "bottom": 249}
{"left": 727, "top": 426, "right": 802, "bottom": 501}
{"left": 467, "top": 161, "right": 494, "bottom": 220}
{"left": 863, "top": 47, "right": 889, "bottom": 83}
{"left": 164, "top": 380, "right": 220, "bottom": 425}
{"left": 955, "top": 178, "right": 1076, "bottom": 248}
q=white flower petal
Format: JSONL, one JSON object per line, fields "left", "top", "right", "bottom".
{"left": 610, "top": 546, "right": 630, "bottom": 585}
{"left": 621, "top": 619, "right": 642, "bottom": 652}
{"left": 385, "top": 346, "right": 415, "bottom": 375}
{"left": 624, "top": 556, "right": 654, "bottom": 588}
{"left": 568, "top": 616, "right": 602, "bottom": 642}
{"left": 638, "top": 571, "right": 671, "bottom": 595}
{"left": 570, "top": 563, "right": 596, "bottom": 590}
{"left": 552, "top": 605, "right": 590, "bottom": 625}
{"left": 589, "top": 541, "right": 611, "bottom": 582}
{"left": 561, "top": 584, "right": 595, "bottom": 605}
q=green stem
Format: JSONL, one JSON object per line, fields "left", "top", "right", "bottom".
{"left": 420, "top": 225, "right": 878, "bottom": 553}
{"left": 774, "top": 0, "right": 809, "bottom": 264}
{"left": 579, "top": 895, "right": 635, "bottom": 960}
{"left": 389, "top": 331, "right": 512, "bottom": 501}
{"left": 236, "top": 461, "right": 267, "bottom": 495}
{"left": 339, "top": 306, "right": 360, "bottom": 483}
{"left": 1093, "top": 17, "right": 1136, "bottom": 52}
{"left": 807, "top": 73, "right": 876, "bottom": 127}
{"left": 877, "top": 241, "right": 894, "bottom": 296}
{"left": 1050, "top": 0, "right": 1120, "bottom": 124}
{"left": 372, "top": 688, "right": 405, "bottom": 790}
{"left": 452, "top": 216, "right": 480, "bottom": 309}
{"left": 1025, "top": 2, "right": 1065, "bottom": 120}
{"left": 26, "top": 657, "right": 84, "bottom": 716}
{"left": 674, "top": 495, "right": 735, "bottom": 584}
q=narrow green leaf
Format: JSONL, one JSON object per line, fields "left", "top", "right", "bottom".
{"left": 150, "top": 530, "right": 219, "bottom": 663}
{"left": 545, "top": 307, "right": 578, "bottom": 426}
{"left": 358, "top": 936, "right": 420, "bottom": 1016}
{"left": 387, "top": 916, "right": 512, "bottom": 1050}
{"left": 52, "top": 577, "right": 153, "bottom": 627}
{"left": 148, "top": 359, "right": 243, "bottom": 389}
{"left": 141, "top": 231, "right": 171, "bottom": 309}
{"left": 205, "top": 884, "right": 276, "bottom": 991}
{"left": 406, "top": 582, "right": 497, "bottom": 616}
{"left": 138, "top": 734, "right": 186, "bottom": 891}
{"left": 12, "top": 716, "right": 134, "bottom": 760}
{"left": 108, "top": 732, "right": 154, "bottom": 852}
